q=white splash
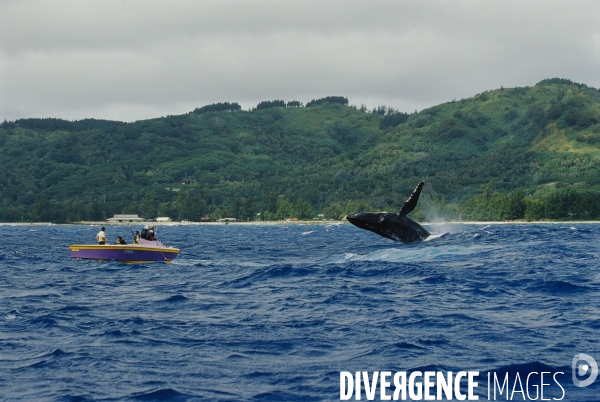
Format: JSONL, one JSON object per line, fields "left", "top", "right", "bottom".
{"left": 326, "top": 244, "right": 501, "bottom": 264}
{"left": 424, "top": 233, "right": 447, "bottom": 242}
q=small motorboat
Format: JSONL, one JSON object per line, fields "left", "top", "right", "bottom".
{"left": 69, "top": 239, "right": 180, "bottom": 264}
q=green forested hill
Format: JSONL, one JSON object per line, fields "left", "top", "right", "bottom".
{"left": 1, "top": 79, "right": 600, "bottom": 222}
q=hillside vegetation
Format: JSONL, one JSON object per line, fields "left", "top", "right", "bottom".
{"left": 1, "top": 79, "right": 600, "bottom": 222}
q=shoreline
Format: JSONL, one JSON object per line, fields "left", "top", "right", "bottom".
{"left": 2, "top": 220, "right": 600, "bottom": 226}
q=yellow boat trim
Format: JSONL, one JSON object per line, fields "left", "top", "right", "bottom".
{"left": 69, "top": 244, "right": 180, "bottom": 254}
{"left": 119, "top": 260, "right": 157, "bottom": 264}
{"left": 72, "top": 258, "right": 172, "bottom": 264}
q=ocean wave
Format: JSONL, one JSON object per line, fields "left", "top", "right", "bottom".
{"left": 160, "top": 294, "right": 189, "bottom": 303}
{"left": 129, "top": 387, "right": 191, "bottom": 401}
{"left": 27, "top": 315, "right": 59, "bottom": 328}
{"left": 526, "top": 280, "right": 595, "bottom": 294}
{"left": 392, "top": 342, "right": 425, "bottom": 350}
{"left": 13, "top": 348, "right": 70, "bottom": 370}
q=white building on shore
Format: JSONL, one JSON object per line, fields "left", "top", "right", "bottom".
{"left": 107, "top": 214, "right": 144, "bottom": 223}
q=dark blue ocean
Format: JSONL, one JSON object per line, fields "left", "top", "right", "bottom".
{"left": 1, "top": 223, "right": 599, "bottom": 401}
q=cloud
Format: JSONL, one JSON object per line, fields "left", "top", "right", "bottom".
{"left": 1, "top": 0, "right": 599, "bottom": 122}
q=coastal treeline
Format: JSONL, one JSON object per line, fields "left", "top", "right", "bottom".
{"left": 456, "top": 184, "right": 600, "bottom": 221}
{"left": 1, "top": 185, "right": 598, "bottom": 222}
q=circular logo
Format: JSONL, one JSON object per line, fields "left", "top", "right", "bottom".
{"left": 572, "top": 353, "right": 598, "bottom": 387}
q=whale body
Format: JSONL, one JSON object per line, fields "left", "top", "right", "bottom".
{"left": 346, "top": 182, "right": 430, "bottom": 243}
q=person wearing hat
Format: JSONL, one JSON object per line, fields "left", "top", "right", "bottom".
{"left": 96, "top": 227, "right": 107, "bottom": 245}
{"left": 148, "top": 226, "right": 156, "bottom": 241}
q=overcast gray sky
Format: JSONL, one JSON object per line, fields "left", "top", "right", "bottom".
{"left": 1, "top": 0, "right": 599, "bottom": 122}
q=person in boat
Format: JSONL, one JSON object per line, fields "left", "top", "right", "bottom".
{"left": 140, "top": 225, "right": 149, "bottom": 240}
{"left": 148, "top": 226, "right": 156, "bottom": 241}
{"left": 134, "top": 231, "right": 140, "bottom": 244}
{"left": 115, "top": 236, "right": 127, "bottom": 245}
{"left": 96, "top": 227, "right": 107, "bottom": 245}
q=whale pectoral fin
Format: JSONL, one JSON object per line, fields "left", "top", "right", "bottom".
{"left": 398, "top": 181, "right": 425, "bottom": 216}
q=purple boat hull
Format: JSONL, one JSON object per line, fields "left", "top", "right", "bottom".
{"left": 69, "top": 243, "right": 180, "bottom": 263}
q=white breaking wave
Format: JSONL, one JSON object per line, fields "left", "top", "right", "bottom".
{"left": 326, "top": 244, "right": 501, "bottom": 264}
{"left": 424, "top": 233, "right": 447, "bottom": 241}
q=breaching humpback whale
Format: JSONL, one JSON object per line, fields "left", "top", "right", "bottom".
{"left": 346, "top": 182, "right": 430, "bottom": 243}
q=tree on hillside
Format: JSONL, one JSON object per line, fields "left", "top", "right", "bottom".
{"left": 140, "top": 191, "right": 158, "bottom": 219}
{"left": 255, "top": 100, "right": 286, "bottom": 110}
{"left": 193, "top": 102, "right": 241, "bottom": 114}
{"left": 176, "top": 192, "right": 206, "bottom": 221}
{"left": 306, "top": 96, "right": 348, "bottom": 107}
{"left": 263, "top": 191, "right": 279, "bottom": 214}
{"left": 33, "top": 195, "right": 52, "bottom": 222}
{"left": 380, "top": 111, "right": 410, "bottom": 129}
